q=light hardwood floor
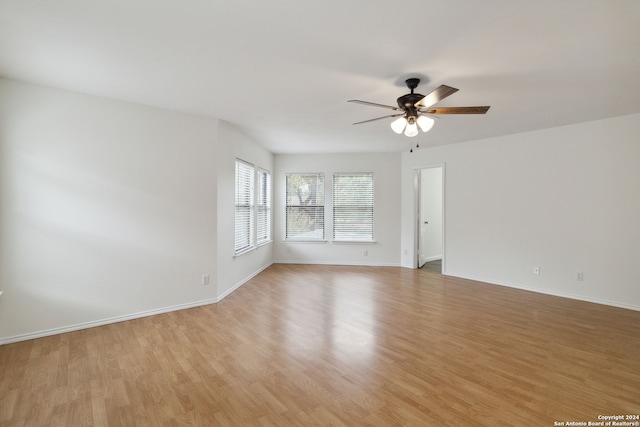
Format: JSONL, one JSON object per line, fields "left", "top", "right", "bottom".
{"left": 1, "top": 264, "right": 639, "bottom": 426}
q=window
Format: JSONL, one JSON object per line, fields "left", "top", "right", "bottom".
{"left": 286, "top": 173, "right": 325, "bottom": 240}
{"left": 333, "top": 173, "right": 374, "bottom": 241}
{"left": 256, "top": 168, "right": 271, "bottom": 245}
{"left": 235, "top": 160, "right": 271, "bottom": 255}
{"left": 235, "top": 160, "right": 254, "bottom": 254}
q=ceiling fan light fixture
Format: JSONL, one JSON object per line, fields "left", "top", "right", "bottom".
{"left": 404, "top": 122, "right": 418, "bottom": 137}
{"left": 349, "top": 77, "right": 490, "bottom": 144}
{"left": 417, "top": 115, "right": 435, "bottom": 133}
{"left": 390, "top": 116, "right": 407, "bottom": 134}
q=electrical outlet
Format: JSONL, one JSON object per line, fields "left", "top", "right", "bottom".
{"left": 533, "top": 266, "right": 540, "bottom": 275}
{"left": 363, "top": 249, "right": 368, "bottom": 256}
{"left": 202, "top": 274, "right": 210, "bottom": 286}
{"left": 576, "top": 271, "right": 584, "bottom": 281}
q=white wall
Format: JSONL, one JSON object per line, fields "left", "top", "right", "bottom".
{"left": 2, "top": 76, "right": 637, "bottom": 345}
{"left": 401, "top": 114, "right": 640, "bottom": 310}
{"left": 0, "top": 78, "right": 272, "bottom": 343}
{"left": 216, "top": 121, "right": 274, "bottom": 298}
{"left": 273, "top": 153, "right": 401, "bottom": 266}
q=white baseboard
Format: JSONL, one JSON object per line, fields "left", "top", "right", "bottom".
{"left": 216, "top": 262, "right": 273, "bottom": 302}
{"left": 0, "top": 263, "right": 274, "bottom": 346}
{"left": 7, "top": 264, "right": 634, "bottom": 346}
{"left": 444, "top": 272, "right": 640, "bottom": 312}
{"left": 273, "top": 259, "right": 401, "bottom": 267}
{"left": 0, "top": 298, "right": 218, "bottom": 346}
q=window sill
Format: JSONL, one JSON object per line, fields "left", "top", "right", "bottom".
{"left": 331, "top": 240, "right": 376, "bottom": 244}
{"left": 234, "top": 240, "right": 272, "bottom": 258}
{"left": 233, "top": 247, "right": 256, "bottom": 258}
{"left": 283, "top": 239, "right": 328, "bottom": 244}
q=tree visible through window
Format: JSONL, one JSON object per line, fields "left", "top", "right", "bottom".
{"left": 333, "top": 173, "right": 374, "bottom": 241}
{"left": 286, "top": 174, "right": 325, "bottom": 240}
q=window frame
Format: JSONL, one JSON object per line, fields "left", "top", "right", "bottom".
{"left": 256, "top": 167, "right": 272, "bottom": 246}
{"left": 285, "top": 173, "right": 326, "bottom": 241}
{"left": 234, "top": 159, "right": 272, "bottom": 256}
{"left": 332, "top": 172, "right": 374, "bottom": 243}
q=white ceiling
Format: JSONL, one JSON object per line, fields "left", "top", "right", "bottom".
{"left": 1, "top": 0, "right": 639, "bottom": 153}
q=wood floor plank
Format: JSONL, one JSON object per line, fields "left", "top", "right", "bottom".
{"left": 1, "top": 264, "right": 639, "bottom": 426}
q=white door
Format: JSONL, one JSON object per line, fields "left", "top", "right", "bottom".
{"left": 417, "top": 167, "right": 443, "bottom": 269}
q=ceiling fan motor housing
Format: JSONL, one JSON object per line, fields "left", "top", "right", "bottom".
{"left": 397, "top": 93, "right": 424, "bottom": 110}
{"left": 397, "top": 78, "right": 423, "bottom": 109}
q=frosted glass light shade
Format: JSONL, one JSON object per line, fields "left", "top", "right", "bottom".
{"left": 404, "top": 122, "right": 418, "bottom": 137}
{"left": 390, "top": 116, "right": 407, "bottom": 134}
{"left": 417, "top": 115, "right": 435, "bottom": 132}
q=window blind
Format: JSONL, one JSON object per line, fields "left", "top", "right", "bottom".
{"left": 235, "top": 160, "right": 255, "bottom": 254}
{"left": 333, "top": 173, "right": 374, "bottom": 241}
{"left": 256, "top": 168, "right": 271, "bottom": 244}
{"left": 286, "top": 173, "right": 325, "bottom": 240}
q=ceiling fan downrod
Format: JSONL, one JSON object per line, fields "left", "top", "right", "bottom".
{"left": 405, "top": 78, "right": 420, "bottom": 93}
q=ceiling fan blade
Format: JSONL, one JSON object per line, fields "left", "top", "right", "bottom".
{"left": 414, "top": 85, "right": 459, "bottom": 109}
{"left": 353, "top": 114, "right": 403, "bottom": 125}
{"left": 423, "top": 106, "right": 491, "bottom": 114}
{"left": 348, "top": 100, "right": 403, "bottom": 111}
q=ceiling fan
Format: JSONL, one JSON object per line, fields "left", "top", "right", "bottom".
{"left": 348, "top": 78, "right": 490, "bottom": 138}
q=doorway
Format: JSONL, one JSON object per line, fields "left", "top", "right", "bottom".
{"left": 416, "top": 166, "right": 444, "bottom": 272}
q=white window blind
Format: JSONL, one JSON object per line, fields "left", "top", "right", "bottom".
{"left": 256, "top": 168, "right": 271, "bottom": 245}
{"left": 333, "top": 173, "right": 374, "bottom": 241}
{"left": 235, "top": 160, "right": 255, "bottom": 254}
{"left": 286, "top": 173, "right": 325, "bottom": 240}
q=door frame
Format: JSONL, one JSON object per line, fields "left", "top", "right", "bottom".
{"left": 413, "top": 164, "right": 445, "bottom": 272}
